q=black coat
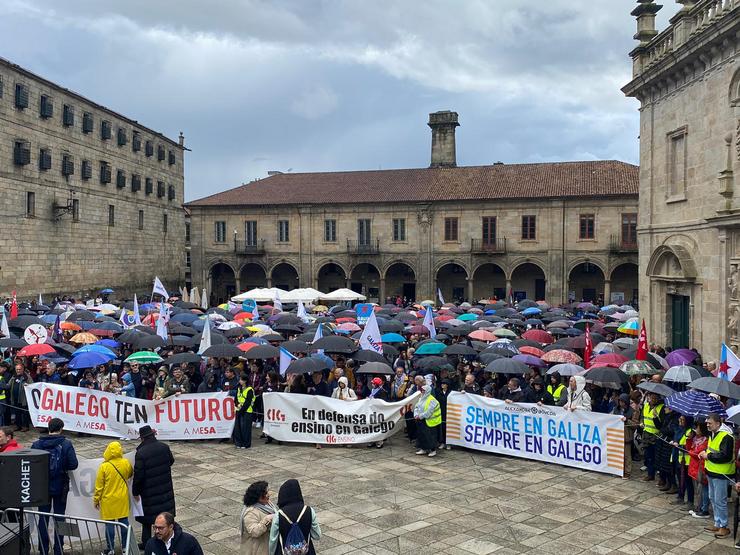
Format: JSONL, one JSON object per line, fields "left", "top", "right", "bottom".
{"left": 132, "top": 437, "right": 175, "bottom": 521}
{"left": 144, "top": 523, "right": 203, "bottom": 555}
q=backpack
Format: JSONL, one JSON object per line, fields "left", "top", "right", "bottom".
{"left": 278, "top": 506, "right": 309, "bottom": 555}
{"left": 48, "top": 444, "right": 63, "bottom": 478}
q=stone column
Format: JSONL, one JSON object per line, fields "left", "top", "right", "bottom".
{"left": 346, "top": 278, "right": 352, "bottom": 289}
{"left": 235, "top": 277, "right": 241, "bottom": 296}
{"left": 467, "top": 278, "right": 474, "bottom": 303}
{"left": 505, "top": 279, "right": 512, "bottom": 301}
{"left": 267, "top": 277, "right": 272, "bottom": 288}
{"left": 604, "top": 280, "right": 611, "bottom": 304}
{"left": 379, "top": 278, "right": 386, "bottom": 304}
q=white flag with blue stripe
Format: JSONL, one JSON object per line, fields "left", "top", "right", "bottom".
{"left": 359, "top": 310, "right": 383, "bottom": 354}
{"left": 422, "top": 307, "right": 436, "bottom": 339}
{"left": 279, "top": 347, "right": 297, "bottom": 377}
{"left": 133, "top": 294, "right": 142, "bottom": 326}
{"left": 437, "top": 288, "right": 445, "bottom": 306}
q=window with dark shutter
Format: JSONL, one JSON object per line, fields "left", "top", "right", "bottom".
{"left": 132, "top": 132, "right": 141, "bottom": 152}
{"left": 157, "top": 181, "right": 165, "bottom": 198}
{"left": 157, "top": 145, "right": 165, "bottom": 161}
{"left": 521, "top": 215, "right": 536, "bottom": 240}
{"left": 101, "top": 120, "right": 111, "bottom": 140}
{"left": 392, "top": 218, "right": 406, "bottom": 241}
{"left": 108, "top": 205, "right": 115, "bottom": 227}
{"left": 324, "top": 219, "right": 336, "bottom": 242}
{"left": 39, "top": 148, "right": 52, "bottom": 170}
{"left": 117, "top": 128, "right": 127, "bottom": 146}
{"left": 245, "top": 221, "right": 257, "bottom": 246}
{"left": 444, "top": 217, "right": 458, "bottom": 241}
{"left": 61, "top": 154, "right": 74, "bottom": 177}
{"left": 15, "top": 84, "right": 29, "bottom": 109}
{"left": 145, "top": 141, "right": 153, "bottom": 157}
{"left": 131, "top": 174, "right": 141, "bottom": 192}
{"left": 138, "top": 210, "right": 144, "bottom": 230}
{"left": 116, "top": 169, "right": 126, "bottom": 189}
{"left": 82, "top": 112, "right": 93, "bottom": 133}
{"left": 168, "top": 150, "right": 176, "bottom": 165}
{"left": 482, "top": 216, "right": 496, "bottom": 244}
{"left": 145, "top": 178, "right": 153, "bottom": 195}
{"left": 167, "top": 184, "right": 175, "bottom": 200}
{"left": 72, "top": 199, "right": 79, "bottom": 222}
{"left": 62, "top": 105, "right": 74, "bottom": 127}
{"left": 215, "top": 221, "right": 226, "bottom": 243}
{"left": 26, "top": 191, "right": 35, "bottom": 217}
{"left": 13, "top": 141, "right": 30, "bottom": 166}
{"left": 579, "top": 214, "right": 595, "bottom": 240}
{"left": 163, "top": 213, "right": 168, "bottom": 233}
{"left": 39, "top": 95, "right": 53, "bottom": 119}
{"left": 81, "top": 160, "right": 92, "bottom": 180}
{"left": 100, "top": 162, "right": 111, "bottom": 184}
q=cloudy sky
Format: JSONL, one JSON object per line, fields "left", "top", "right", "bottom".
{"left": 0, "top": 1, "right": 672, "bottom": 201}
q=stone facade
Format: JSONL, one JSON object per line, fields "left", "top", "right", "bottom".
{"left": 623, "top": 0, "right": 739, "bottom": 357}
{"left": 0, "top": 57, "right": 186, "bottom": 299}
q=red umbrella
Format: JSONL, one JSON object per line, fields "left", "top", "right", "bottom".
{"left": 89, "top": 329, "right": 116, "bottom": 337}
{"left": 590, "top": 353, "right": 629, "bottom": 369}
{"left": 541, "top": 349, "right": 583, "bottom": 364}
{"left": 336, "top": 317, "right": 357, "bottom": 324}
{"left": 18, "top": 343, "right": 55, "bottom": 357}
{"left": 521, "top": 329, "right": 554, "bottom": 345}
{"left": 237, "top": 342, "right": 258, "bottom": 352}
{"left": 519, "top": 346, "right": 545, "bottom": 357}
{"left": 407, "top": 325, "right": 430, "bottom": 335}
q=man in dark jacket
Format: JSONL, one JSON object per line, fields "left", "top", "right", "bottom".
{"left": 145, "top": 512, "right": 203, "bottom": 555}
{"left": 31, "top": 417, "right": 78, "bottom": 555}
{"left": 500, "top": 378, "right": 525, "bottom": 403}
{"left": 133, "top": 425, "right": 176, "bottom": 548}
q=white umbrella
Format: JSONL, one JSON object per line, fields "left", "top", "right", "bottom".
{"left": 280, "top": 288, "right": 323, "bottom": 303}
{"left": 319, "top": 288, "right": 367, "bottom": 302}
{"left": 664, "top": 364, "right": 702, "bottom": 383}
{"left": 231, "top": 287, "right": 288, "bottom": 302}
{"left": 547, "top": 363, "right": 585, "bottom": 376}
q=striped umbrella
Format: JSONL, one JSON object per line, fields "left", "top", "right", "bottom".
{"left": 666, "top": 390, "right": 727, "bottom": 419}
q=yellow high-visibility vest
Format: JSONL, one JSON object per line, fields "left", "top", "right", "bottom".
{"left": 705, "top": 430, "right": 735, "bottom": 476}
{"left": 236, "top": 386, "right": 255, "bottom": 413}
{"left": 547, "top": 384, "right": 565, "bottom": 403}
{"left": 642, "top": 402, "right": 663, "bottom": 436}
{"left": 424, "top": 396, "right": 441, "bottom": 427}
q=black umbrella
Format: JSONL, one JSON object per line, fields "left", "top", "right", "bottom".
{"left": 542, "top": 343, "right": 576, "bottom": 353}
{"left": 224, "top": 327, "right": 248, "bottom": 338}
{"left": 285, "top": 357, "right": 326, "bottom": 375}
{"left": 584, "top": 366, "right": 628, "bottom": 389}
{"left": 379, "top": 320, "right": 405, "bottom": 333}
{"left": 381, "top": 344, "right": 399, "bottom": 360}
{"left": 447, "top": 325, "right": 474, "bottom": 336}
{"left": 133, "top": 325, "right": 157, "bottom": 335}
{"left": 244, "top": 344, "right": 280, "bottom": 360}
{"left": 512, "top": 339, "right": 543, "bottom": 349}
{"left": 167, "top": 324, "right": 196, "bottom": 336}
{"left": 117, "top": 330, "right": 144, "bottom": 344}
{"left": 414, "top": 356, "right": 453, "bottom": 372}
{"left": 273, "top": 324, "right": 303, "bottom": 334}
{"left": 688, "top": 377, "right": 740, "bottom": 400}
{"left": 282, "top": 340, "right": 310, "bottom": 354}
{"left": 202, "top": 344, "right": 244, "bottom": 358}
{"left": 66, "top": 310, "right": 96, "bottom": 321}
{"left": 355, "top": 361, "right": 393, "bottom": 374}
{"left": 273, "top": 314, "right": 303, "bottom": 325}
{"left": 352, "top": 349, "right": 387, "bottom": 363}
{"left": 133, "top": 335, "right": 166, "bottom": 350}
{"left": 483, "top": 343, "right": 519, "bottom": 358}
{"left": 8, "top": 315, "right": 45, "bottom": 329}
{"left": 484, "top": 358, "right": 530, "bottom": 375}
{"left": 163, "top": 352, "right": 203, "bottom": 365}
{"left": 192, "top": 332, "right": 228, "bottom": 345}
{"left": 174, "top": 301, "right": 199, "bottom": 309}
{"left": 0, "top": 337, "right": 28, "bottom": 349}
{"left": 260, "top": 333, "right": 286, "bottom": 342}
{"left": 312, "top": 335, "right": 357, "bottom": 354}
{"left": 478, "top": 352, "right": 503, "bottom": 365}
{"left": 167, "top": 335, "right": 197, "bottom": 347}
{"left": 637, "top": 381, "right": 676, "bottom": 397}
{"left": 444, "top": 344, "right": 476, "bottom": 356}
{"left": 53, "top": 343, "right": 77, "bottom": 356}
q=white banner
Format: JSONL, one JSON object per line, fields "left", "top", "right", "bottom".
{"left": 25, "top": 384, "right": 236, "bottom": 440}
{"left": 263, "top": 392, "right": 420, "bottom": 445}
{"left": 445, "top": 392, "right": 625, "bottom": 476}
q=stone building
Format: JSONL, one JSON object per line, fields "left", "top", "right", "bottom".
{"left": 187, "top": 112, "right": 639, "bottom": 307}
{"left": 0, "top": 57, "right": 186, "bottom": 299}
{"left": 622, "top": 0, "right": 738, "bottom": 357}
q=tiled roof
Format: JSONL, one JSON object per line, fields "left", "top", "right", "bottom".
{"left": 186, "top": 160, "right": 638, "bottom": 207}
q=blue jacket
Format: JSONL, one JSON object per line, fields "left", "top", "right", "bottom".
{"left": 31, "top": 434, "right": 79, "bottom": 495}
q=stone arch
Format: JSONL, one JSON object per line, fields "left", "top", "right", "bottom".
{"left": 646, "top": 245, "right": 697, "bottom": 279}
{"left": 238, "top": 262, "right": 267, "bottom": 291}
{"left": 384, "top": 261, "right": 417, "bottom": 302}
{"left": 317, "top": 262, "right": 347, "bottom": 293}
{"left": 510, "top": 262, "right": 547, "bottom": 301}
{"left": 566, "top": 257, "right": 607, "bottom": 278}
{"left": 349, "top": 262, "right": 381, "bottom": 300}
{"left": 729, "top": 66, "right": 740, "bottom": 106}
{"left": 436, "top": 262, "right": 470, "bottom": 303}
{"left": 433, "top": 259, "right": 470, "bottom": 279}
{"left": 609, "top": 262, "right": 639, "bottom": 306}
{"left": 472, "top": 263, "right": 507, "bottom": 300}
{"left": 270, "top": 261, "right": 300, "bottom": 290}
{"left": 568, "top": 262, "right": 605, "bottom": 304}
{"left": 208, "top": 261, "right": 237, "bottom": 305}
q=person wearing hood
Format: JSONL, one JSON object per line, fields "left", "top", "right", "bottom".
{"left": 269, "top": 479, "right": 320, "bottom": 555}
{"left": 546, "top": 372, "right": 567, "bottom": 407}
{"left": 240, "top": 481, "right": 276, "bottom": 555}
{"left": 0, "top": 426, "right": 21, "bottom": 452}
{"left": 31, "top": 417, "right": 79, "bottom": 555}
{"left": 120, "top": 373, "right": 135, "bottom": 397}
{"left": 563, "top": 376, "right": 591, "bottom": 412}
{"left": 527, "top": 376, "right": 551, "bottom": 404}
{"left": 197, "top": 372, "right": 218, "bottom": 393}
{"left": 699, "top": 412, "right": 735, "bottom": 539}
{"left": 414, "top": 375, "right": 442, "bottom": 457}
{"left": 613, "top": 394, "right": 639, "bottom": 479}
{"left": 94, "top": 441, "right": 134, "bottom": 555}
{"left": 331, "top": 376, "right": 357, "bottom": 400}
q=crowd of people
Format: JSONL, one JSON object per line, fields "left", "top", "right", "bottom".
{"left": 1, "top": 293, "right": 740, "bottom": 549}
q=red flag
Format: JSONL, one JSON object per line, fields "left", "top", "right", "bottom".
{"left": 9, "top": 291, "right": 18, "bottom": 320}
{"left": 636, "top": 320, "right": 648, "bottom": 361}
{"left": 583, "top": 323, "right": 592, "bottom": 369}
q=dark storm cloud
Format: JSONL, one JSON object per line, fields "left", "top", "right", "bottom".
{"left": 0, "top": 0, "right": 671, "bottom": 200}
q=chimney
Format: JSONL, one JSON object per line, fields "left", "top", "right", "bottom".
{"left": 428, "top": 111, "right": 459, "bottom": 168}
{"left": 178, "top": 132, "right": 185, "bottom": 147}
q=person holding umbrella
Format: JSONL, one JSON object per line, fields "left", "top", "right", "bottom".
{"left": 699, "top": 412, "right": 735, "bottom": 539}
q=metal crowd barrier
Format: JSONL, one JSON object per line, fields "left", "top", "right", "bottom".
{"left": 0, "top": 508, "right": 140, "bottom": 555}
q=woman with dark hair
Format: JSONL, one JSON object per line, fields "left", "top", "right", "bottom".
{"left": 268, "top": 479, "right": 320, "bottom": 555}
{"left": 240, "top": 481, "right": 275, "bottom": 555}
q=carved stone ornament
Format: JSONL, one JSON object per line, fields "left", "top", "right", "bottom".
{"left": 729, "top": 264, "right": 740, "bottom": 300}
{"left": 736, "top": 120, "right": 740, "bottom": 160}
{"left": 417, "top": 209, "right": 431, "bottom": 226}
{"left": 729, "top": 301, "right": 740, "bottom": 340}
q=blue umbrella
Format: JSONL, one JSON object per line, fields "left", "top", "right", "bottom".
{"left": 171, "top": 313, "right": 199, "bottom": 324}
{"left": 666, "top": 390, "right": 727, "bottom": 419}
{"left": 40, "top": 314, "right": 58, "bottom": 324}
{"left": 73, "top": 345, "right": 117, "bottom": 358}
{"left": 521, "top": 307, "right": 541, "bottom": 316}
{"left": 381, "top": 333, "right": 406, "bottom": 343}
{"left": 242, "top": 337, "right": 268, "bottom": 345}
{"left": 91, "top": 321, "right": 123, "bottom": 331}
{"left": 68, "top": 352, "right": 112, "bottom": 369}
{"left": 100, "top": 288, "right": 114, "bottom": 294}
{"left": 96, "top": 339, "right": 121, "bottom": 349}
{"left": 310, "top": 352, "right": 335, "bottom": 368}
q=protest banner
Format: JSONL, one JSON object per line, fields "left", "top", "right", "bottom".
{"left": 25, "top": 384, "right": 235, "bottom": 440}
{"left": 445, "top": 392, "right": 625, "bottom": 476}
{"left": 263, "top": 392, "right": 420, "bottom": 445}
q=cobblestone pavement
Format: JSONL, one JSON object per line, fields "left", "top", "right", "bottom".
{"left": 14, "top": 428, "right": 738, "bottom": 554}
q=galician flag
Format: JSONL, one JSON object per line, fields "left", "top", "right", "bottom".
{"left": 636, "top": 320, "right": 648, "bottom": 361}
{"left": 422, "top": 307, "right": 436, "bottom": 339}
{"left": 133, "top": 294, "right": 142, "bottom": 326}
{"left": 38, "top": 293, "right": 43, "bottom": 306}
{"left": 279, "top": 347, "right": 297, "bottom": 377}
{"left": 198, "top": 317, "right": 212, "bottom": 355}
{"left": 297, "top": 300, "right": 309, "bottom": 323}
{"left": 312, "top": 324, "right": 324, "bottom": 355}
{"left": 274, "top": 290, "right": 282, "bottom": 313}
{"left": 437, "top": 288, "right": 445, "bottom": 306}
{"left": 152, "top": 276, "right": 169, "bottom": 299}
{"left": 359, "top": 309, "right": 383, "bottom": 354}
{"left": 719, "top": 343, "right": 740, "bottom": 383}
{"left": 0, "top": 312, "right": 9, "bottom": 338}
{"left": 156, "top": 303, "right": 170, "bottom": 341}
{"left": 201, "top": 289, "right": 208, "bottom": 310}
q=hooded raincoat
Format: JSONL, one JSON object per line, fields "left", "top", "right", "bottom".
{"left": 563, "top": 376, "right": 592, "bottom": 411}
{"left": 94, "top": 441, "right": 133, "bottom": 520}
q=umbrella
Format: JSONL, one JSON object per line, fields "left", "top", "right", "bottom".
{"left": 590, "top": 353, "right": 629, "bottom": 369}
{"left": 619, "top": 349, "right": 665, "bottom": 370}
{"left": 637, "top": 381, "right": 676, "bottom": 397}
{"left": 443, "top": 344, "right": 477, "bottom": 356}
{"left": 124, "top": 351, "right": 163, "bottom": 364}
{"left": 68, "top": 352, "right": 112, "bottom": 369}
{"left": 512, "top": 354, "right": 546, "bottom": 368}
{"left": 584, "top": 366, "right": 628, "bottom": 389}
{"left": 458, "top": 314, "right": 478, "bottom": 321}
{"left": 493, "top": 328, "right": 518, "bottom": 339}
{"left": 73, "top": 345, "right": 117, "bottom": 358}
{"left": 483, "top": 343, "right": 519, "bottom": 358}
{"left": 521, "top": 329, "right": 553, "bottom": 344}
{"left": 414, "top": 356, "right": 453, "bottom": 372}
{"left": 355, "top": 361, "right": 393, "bottom": 374}
{"left": 546, "top": 363, "right": 585, "bottom": 376}
{"left": 415, "top": 342, "right": 447, "bottom": 355}
{"left": 612, "top": 337, "right": 638, "bottom": 349}
{"left": 0, "top": 338, "right": 28, "bottom": 349}
{"left": 380, "top": 333, "right": 406, "bottom": 343}
{"left": 485, "top": 358, "right": 530, "bottom": 375}
{"left": 663, "top": 365, "right": 703, "bottom": 383}
{"left": 352, "top": 349, "right": 388, "bottom": 363}
{"left": 521, "top": 307, "right": 542, "bottom": 316}
{"left": 666, "top": 390, "right": 727, "bottom": 419}
{"left": 478, "top": 353, "right": 503, "bottom": 365}
{"left": 541, "top": 349, "right": 582, "bottom": 364}
{"left": 202, "top": 344, "right": 245, "bottom": 359}
{"left": 162, "top": 352, "right": 203, "bottom": 365}
{"left": 617, "top": 320, "right": 640, "bottom": 336}
{"left": 518, "top": 346, "right": 544, "bottom": 357}
{"left": 311, "top": 335, "right": 357, "bottom": 354}
{"left": 132, "top": 335, "right": 167, "bottom": 350}
{"left": 69, "top": 332, "right": 99, "bottom": 344}
{"left": 688, "top": 377, "right": 740, "bottom": 400}
{"left": 8, "top": 315, "right": 46, "bottom": 329}
{"left": 18, "top": 343, "right": 55, "bottom": 357}
{"left": 244, "top": 344, "right": 280, "bottom": 359}
{"left": 665, "top": 349, "right": 698, "bottom": 367}
{"left": 285, "top": 358, "right": 328, "bottom": 375}
{"left": 100, "top": 288, "right": 114, "bottom": 294}
{"left": 619, "top": 360, "right": 656, "bottom": 376}
{"left": 468, "top": 329, "right": 497, "bottom": 342}
{"left": 282, "top": 340, "right": 310, "bottom": 354}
